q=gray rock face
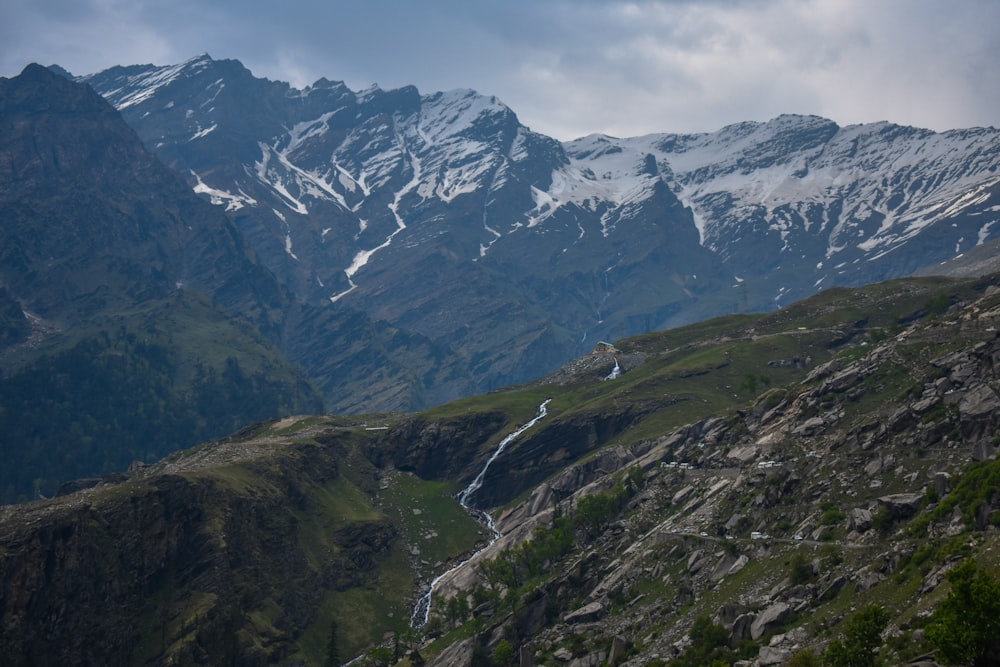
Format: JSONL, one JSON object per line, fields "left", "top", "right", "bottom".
{"left": 933, "top": 472, "right": 952, "bottom": 497}
{"left": 792, "top": 416, "right": 826, "bottom": 436}
{"left": 727, "top": 554, "right": 750, "bottom": 576}
{"left": 959, "top": 383, "right": 1000, "bottom": 416}
{"left": 849, "top": 507, "right": 873, "bottom": 532}
{"left": 819, "top": 574, "right": 849, "bottom": 601}
{"left": 731, "top": 613, "right": 756, "bottom": 642}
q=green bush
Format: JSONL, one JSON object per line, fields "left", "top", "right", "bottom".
{"left": 822, "top": 605, "right": 889, "bottom": 667}
{"left": 820, "top": 508, "right": 847, "bottom": 526}
{"left": 493, "top": 639, "right": 515, "bottom": 666}
{"left": 789, "top": 552, "right": 815, "bottom": 585}
{"left": 787, "top": 649, "right": 822, "bottom": 667}
{"left": 925, "top": 560, "right": 1000, "bottom": 666}
{"left": 668, "top": 616, "right": 737, "bottom": 667}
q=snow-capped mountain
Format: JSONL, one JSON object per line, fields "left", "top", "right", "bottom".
{"left": 77, "top": 55, "right": 1000, "bottom": 410}
{"left": 568, "top": 116, "right": 1000, "bottom": 304}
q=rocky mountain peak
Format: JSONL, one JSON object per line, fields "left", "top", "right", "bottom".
{"left": 3, "top": 62, "right": 114, "bottom": 118}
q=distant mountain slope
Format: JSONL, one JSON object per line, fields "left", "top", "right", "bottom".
{"left": 77, "top": 56, "right": 1000, "bottom": 412}
{"left": 0, "top": 64, "right": 323, "bottom": 501}
{"left": 0, "top": 63, "right": 280, "bottom": 329}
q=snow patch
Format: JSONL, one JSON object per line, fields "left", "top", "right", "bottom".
{"left": 190, "top": 124, "right": 217, "bottom": 141}
{"left": 191, "top": 171, "right": 257, "bottom": 211}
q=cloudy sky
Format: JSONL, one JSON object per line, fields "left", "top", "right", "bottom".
{"left": 2, "top": 0, "right": 998, "bottom": 140}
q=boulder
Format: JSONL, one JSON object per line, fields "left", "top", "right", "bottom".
{"left": 563, "top": 601, "right": 605, "bottom": 625}
{"left": 972, "top": 439, "right": 997, "bottom": 462}
{"left": 718, "top": 602, "right": 750, "bottom": 629}
{"left": 751, "top": 602, "right": 790, "bottom": 640}
{"left": 758, "top": 646, "right": 789, "bottom": 666}
{"left": 553, "top": 647, "right": 573, "bottom": 661}
{"left": 920, "top": 562, "right": 956, "bottom": 594}
{"left": 724, "top": 513, "right": 747, "bottom": 532}
{"left": 731, "top": 613, "right": 756, "bottom": 643}
{"left": 687, "top": 549, "right": 707, "bottom": 574}
{"left": 878, "top": 493, "right": 924, "bottom": 518}
{"left": 818, "top": 574, "right": 848, "bottom": 601}
{"left": 854, "top": 570, "right": 884, "bottom": 591}
{"left": 608, "top": 636, "right": 628, "bottom": 664}
{"left": 849, "top": 507, "right": 873, "bottom": 532}
{"left": 727, "top": 446, "right": 758, "bottom": 464}
{"left": 792, "top": 417, "right": 825, "bottom": 436}
{"left": 959, "top": 383, "right": 1000, "bottom": 417}
{"left": 933, "top": 472, "right": 952, "bottom": 497}
{"left": 672, "top": 485, "right": 696, "bottom": 505}
{"left": 727, "top": 554, "right": 750, "bottom": 576}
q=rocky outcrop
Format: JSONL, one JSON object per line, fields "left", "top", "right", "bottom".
{"left": 377, "top": 401, "right": 662, "bottom": 511}
{"left": 878, "top": 493, "right": 925, "bottom": 518}
{"left": 375, "top": 410, "right": 509, "bottom": 482}
{"left": 471, "top": 402, "right": 664, "bottom": 508}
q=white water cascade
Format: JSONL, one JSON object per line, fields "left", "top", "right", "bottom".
{"left": 604, "top": 356, "right": 622, "bottom": 381}
{"left": 410, "top": 399, "right": 551, "bottom": 627}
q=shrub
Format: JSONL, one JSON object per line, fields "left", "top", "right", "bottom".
{"left": 787, "top": 649, "right": 822, "bottom": 666}
{"left": 822, "top": 605, "right": 890, "bottom": 667}
{"left": 789, "top": 552, "right": 815, "bottom": 585}
{"left": 925, "top": 560, "right": 1000, "bottom": 666}
{"left": 493, "top": 639, "right": 514, "bottom": 666}
{"left": 820, "top": 507, "right": 847, "bottom": 526}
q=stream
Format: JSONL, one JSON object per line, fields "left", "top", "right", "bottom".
{"left": 409, "top": 398, "right": 551, "bottom": 627}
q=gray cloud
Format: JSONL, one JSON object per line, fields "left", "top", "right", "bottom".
{"left": 2, "top": 0, "right": 997, "bottom": 139}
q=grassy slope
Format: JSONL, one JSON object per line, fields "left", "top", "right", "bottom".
{"left": 402, "top": 273, "right": 1000, "bottom": 665}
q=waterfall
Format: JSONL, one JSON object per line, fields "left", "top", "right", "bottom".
{"left": 604, "top": 355, "right": 621, "bottom": 381}
{"left": 410, "top": 398, "right": 551, "bottom": 627}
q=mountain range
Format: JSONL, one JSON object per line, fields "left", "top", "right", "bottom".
{"left": 2, "top": 53, "right": 999, "bottom": 502}
{"left": 74, "top": 54, "right": 1000, "bottom": 412}
{"left": 0, "top": 64, "right": 326, "bottom": 501}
